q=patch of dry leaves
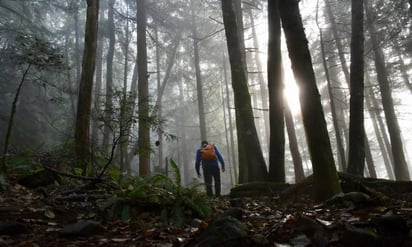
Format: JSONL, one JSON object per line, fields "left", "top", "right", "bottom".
{"left": 1, "top": 178, "right": 412, "bottom": 246}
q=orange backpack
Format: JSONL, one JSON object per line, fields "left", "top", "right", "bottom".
{"left": 200, "top": 144, "right": 217, "bottom": 161}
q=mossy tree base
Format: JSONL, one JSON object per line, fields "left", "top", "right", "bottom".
{"left": 230, "top": 173, "right": 412, "bottom": 201}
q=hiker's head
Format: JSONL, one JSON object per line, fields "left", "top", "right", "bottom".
{"left": 201, "top": 140, "right": 208, "bottom": 146}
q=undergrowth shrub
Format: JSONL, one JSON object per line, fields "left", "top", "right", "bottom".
{"left": 103, "top": 159, "right": 212, "bottom": 226}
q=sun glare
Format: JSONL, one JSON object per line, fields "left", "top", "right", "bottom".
{"left": 284, "top": 78, "right": 301, "bottom": 116}
{"left": 283, "top": 55, "right": 301, "bottom": 116}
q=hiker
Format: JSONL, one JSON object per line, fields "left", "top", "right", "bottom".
{"left": 195, "top": 140, "right": 225, "bottom": 197}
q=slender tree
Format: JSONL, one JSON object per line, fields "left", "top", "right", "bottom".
{"left": 91, "top": 0, "right": 106, "bottom": 148}
{"left": 366, "top": 73, "right": 395, "bottom": 179}
{"left": 249, "top": 8, "right": 270, "bottom": 149}
{"left": 119, "top": 0, "right": 131, "bottom": 174}
{"left": 1, "top": 64, "right": 31, "bottom": 173}
{"left": 279, "top": 0, "right": 341, "bottom": 200}
{"left": 285, "top": 104, "right": 305, "bottom": 183}
{"left": 221, "top": 0, "right": 268, "bottom": 182}
{"left": 324, "top": 0, "right": 350, "bottom": 83}
{"left": 365, "top": 0, "right": 410, "bottom": 180}
{"left": 102, "top": 0, "right": 115, "bottom": 148}
{"left": 73, "top": 1, "right": 81, "bottom": 90}
{"left": 74, "top": 0, "right": 99, "bottom": 175}
{"left": 137, "top": 0, "right": 150, "bottom": 176}
{"left": 347, "top": 0, "right": 365, "bottom": 176}
{"left": 267, "top": 0, "right": 285, "bottom": 183}
{"left": 223, "top": 53, "right": 238, "bottom": 182}
{"left": 190, "top": 0, "right": 207, "bottom": 142}
{"left": 316, "top": 1, "right": 347, "bottom": 172}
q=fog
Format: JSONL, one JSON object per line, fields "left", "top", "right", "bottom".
{"left": 0, "top": 0, "right": 411, "bottom": 190}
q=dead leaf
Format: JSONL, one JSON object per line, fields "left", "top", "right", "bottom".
{"left": 44, "top": 209, "right": 55, "bottom": 219}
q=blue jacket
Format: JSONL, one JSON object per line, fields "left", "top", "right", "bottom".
{"left": 195, "top": 144, "right": 225, "bottom": 176}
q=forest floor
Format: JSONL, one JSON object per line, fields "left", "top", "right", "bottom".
{"left": 1, "top": 173, "right": 412, "bottom": 246}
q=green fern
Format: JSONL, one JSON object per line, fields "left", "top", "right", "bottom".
{"left": 103, "top": 159, "right": 213, "bottom": 226}
{"left": 169, "top": 159, "right": 182, "bottom": 195}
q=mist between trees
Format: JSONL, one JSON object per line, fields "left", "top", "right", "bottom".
{"left": 0, "top": 0, "right": 411, "bottom": 199}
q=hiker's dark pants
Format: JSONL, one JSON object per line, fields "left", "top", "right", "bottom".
{"left": 203, "top": 165, "right": 221, "bottom": 197}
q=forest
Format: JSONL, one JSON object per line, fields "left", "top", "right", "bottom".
{"left": 0, "top": 0, "right": 412, "bottom": 246}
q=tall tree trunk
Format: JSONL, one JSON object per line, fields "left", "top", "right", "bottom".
{"left": 221, "top": 79, "right": 235, "bottom": 186}
{"left": 248, "top": 8, "right": 270, "bottom": 150}
{"left": 364, "top": 136, "right": 377, "bottom": 178}
{"left": 152, "top": 30, "right": 181, "bottom": 172}
{"left": 285, "top": 104, "right": 305, "bottom": 183}
{"left": 392, "top": 38, "right": 412, "bottom": 94}
{"left": 102, "top": 0, "right": 115, "bottom": 147}
{"left": 267, "top": 0, "right": 285, "bottom": 183}
{"left": 366, "top": 73, "right": 395, "bottom": 179}
{"left": 347, "top": 0, "right": 365, "bottom": 176}
{"left": 223, "top": 53, "right": 238, "bottom": 182}
{"left": 1, "top": 64, "right": 31, "bottom": 173}
{"left": 316, "top": 4, "right": 347, "bottom": 172}
{"left": 137, "top": 0, "right": 150, "bottom": 176}
{"left": 190, "top": 0, "right": 206, "bottom": 142}
{"left": 128, "top": 32, "right": 180, "bottom": 168}
{"left": 74, "top": 0, "right": 99, "bottom": 175}
{"left": 73, "top": 2, "right": 81, "bottom": 88}
{"left": 221, "top": 0, "right": 268, "bottom": 182}
{"left": 324, "top": 0, "right": 350, "bottom": 83}
{"left": 177, "top": 78, "right": 190, "bottom": 185}
{"left": 64, "top": 27, "right": 76, "bottom": 122}
{"left": 279, "top": 0, "right": 341, "bottom": 200}
{"left": 365, "top": 0, "right": 410, "bottom": 180}
{"left": 120, "top": 0, "right": 131, "bottom": 175}
{"left": 324, "top": 0, "right": 351, "bottom": 154}
{"left": 154, "top": 25, "right": 163, "bottom": 171}
{"left": 150, "top": 33, "right": 181, "bottom": 119}
{"left": 233, "top": 0, "right": 246, "bottom": 66}
{"left": 91, "top": 0, "right": 106, "bottom": 148}
{"left": 125, "top": 42, "right": 139, "bottom": 169}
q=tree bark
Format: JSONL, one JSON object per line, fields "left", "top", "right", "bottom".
{"left": 91, "top": 0, "right": 105, "bottom": 148}
{"left": 285, "top": 104, "right": 305, "bottom": 183}
{"left": 248, "top": 8, "right": 270, "bottom": 149}
{"left": 74, "top": 0, "right": 99, "bottom": 175}
{"left": 223, "top": 53, "right": 238, "bottom": 182}
{"left": 137, "top": 0, "right": 150, "bottom": 176}
{"left": 267, "top": 0, "right": 285, "bottom": 183}
{"left": 120, "top": 0, "right": 131, "bottom": 175}
{"left": 347, "top": 0, "right": 365, "bottom": 176}
{"left": 366, "top": 74, "right": 395, "bottom": 179}
{"left": 102, "top": 0, "right": 115, "bottom": 148}
{"left": 279, "top": 0, "right": 341, "bottom": 200}
{"left": 221, "top": 0, "right": 268, "bottom": 182}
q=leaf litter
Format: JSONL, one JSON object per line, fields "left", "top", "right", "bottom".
{"left": 1, "top": 174, "right": 412, "bottom": 246}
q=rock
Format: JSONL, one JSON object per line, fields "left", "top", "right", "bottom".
{"left": 295, "top": 215, "right": 323, "bottom": 238}
{"left": 190, "top": 212, "right": 248, "bottom": 247}
{"left": 230, "top": 182, "right": 290, "bottom": 198}
{"left": 0, "top": 221, "right": 30, "bottom": 235}
{"left": 60, "top": 220, "right": 104, "bottom": 237}
{"left": 290, "top": 234, "right": 312, "bottom": 246}
{"left": 17, "top": 170, "right": 59, "bottom": 188}
{"left": 251, "top": 234, "right": 270, "bottom": 245}
{"left": 371, "top": 215, "right": 410, "bottom": 235}
{"left": 230, "top": 198, "right": 243, "bottom": 208}
{"left": 217, "top": 207, "right": 243, "bottom": 220}
{"left": 326, "top": 192, "right": 373, "bottom": 209}
{"left": 341, "top": 223, "right": 380, "bottom": 246}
